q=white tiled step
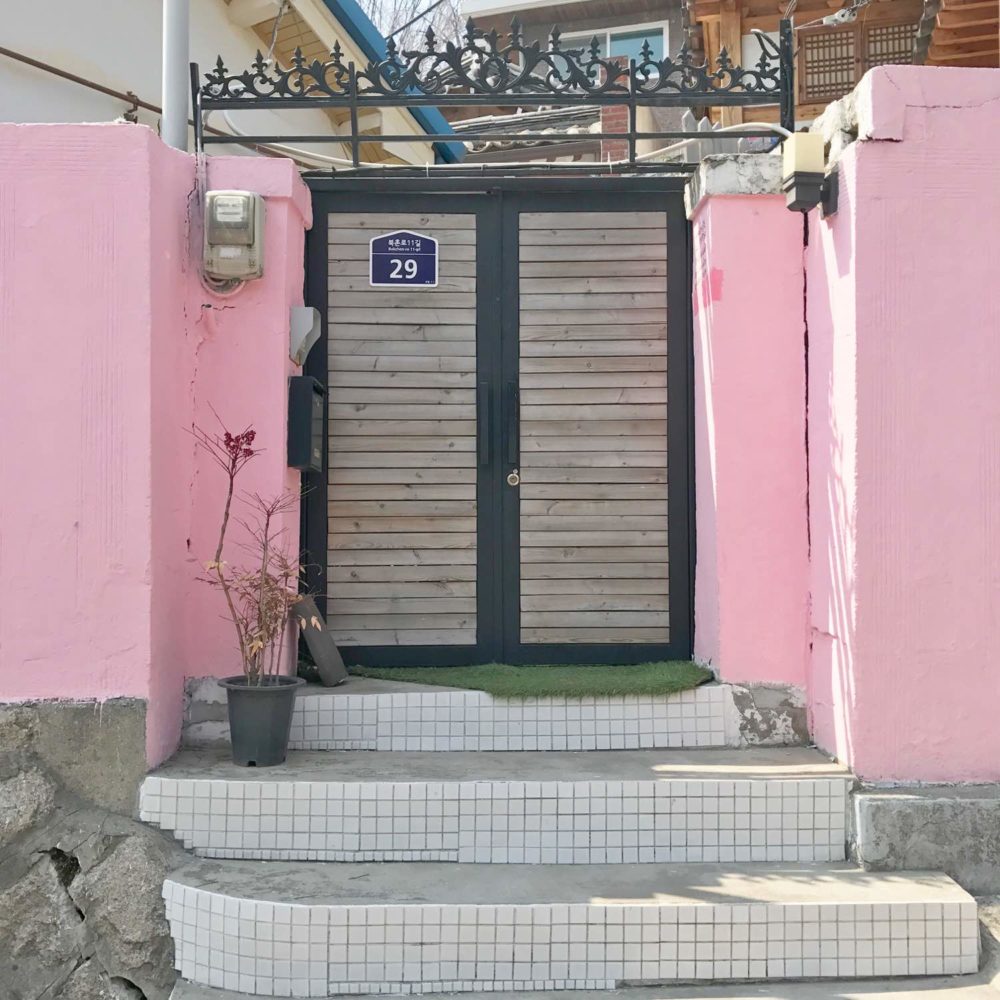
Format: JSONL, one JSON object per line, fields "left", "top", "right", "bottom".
{"left": 163, "top": 861, "right": 979, "bottom": 997}
{"left": 283, "top": 682, "right": 740, "bottom": 751}
{"left": 141, "top": 748, "right": 852, "bottom": 864}
{"left": 171, "top": 977, "right": 1000, "bottom": 1000}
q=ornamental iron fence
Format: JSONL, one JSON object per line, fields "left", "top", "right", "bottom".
{"left": 191, "top": 17, "right": 794, "bottom": 171}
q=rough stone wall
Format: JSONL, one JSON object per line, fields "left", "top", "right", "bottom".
{"left": 0, "top": 701, "right": 184, "bottom": 1000}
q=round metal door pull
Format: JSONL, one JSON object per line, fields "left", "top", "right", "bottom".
{"left": 507, "top": 470, "right": 520, "bottom": 486}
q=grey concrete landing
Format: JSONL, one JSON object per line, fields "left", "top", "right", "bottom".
{"left": 171, "top": 977, "right": 1000, "bottom": 999}
{"left": 167, "top": 860, "right": 970, "bottom": 907}
{"left": 153, "top": 746, "right": 850, "bottom": 784}
{"left": 853, "top": 789, "right": 1000, "bottom": 894}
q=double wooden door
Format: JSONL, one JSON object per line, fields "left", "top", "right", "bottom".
{"left": 306, "top": 186, "right": 691, "bottom": 665}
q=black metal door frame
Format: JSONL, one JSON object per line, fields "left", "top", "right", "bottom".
{"left": 303, "top": 175, "right": 693, "bottom": 665}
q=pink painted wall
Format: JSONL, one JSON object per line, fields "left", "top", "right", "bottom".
{"left": 807, "top": 66, "right": 1000, "bottom": 782}
{"left": 691, "top": 194, "right": 810, "bottom": 687}
{"left": 0, "top": 124, "right": 311, "bottom": 766}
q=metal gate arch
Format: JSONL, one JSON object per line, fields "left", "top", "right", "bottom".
{"left": 302, "top": 175, "right": 693, "bottom": 666}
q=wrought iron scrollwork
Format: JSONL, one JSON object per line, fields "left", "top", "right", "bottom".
{"left": 200, "top": 17, "right": 784, "bottom": 103}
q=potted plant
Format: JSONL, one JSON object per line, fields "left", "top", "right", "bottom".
{"left": 195, "top": 420, "right": 305, "bottom": 766}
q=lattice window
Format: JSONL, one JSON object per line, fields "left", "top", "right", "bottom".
{"left": 865, "top": 23, "right": 917, "bottom": 70}
{"left": 799, "top": 22, "right": 917, "bottom": 105}
{"left": 801, "top": 30, "right": 856, "bottom": 102}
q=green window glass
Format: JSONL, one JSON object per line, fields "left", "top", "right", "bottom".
{"left": 609, "top": 29, "right": 663, "bottom": 63}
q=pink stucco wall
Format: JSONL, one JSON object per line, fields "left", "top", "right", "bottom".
{"left": 691, "top": 195, "right": 810, "bottom": 688}
{"left": 0, "top": 124, "right": 310, "bottom": 766}
{"left": 807, "top": 66, "right": 1000, "bottom": 782}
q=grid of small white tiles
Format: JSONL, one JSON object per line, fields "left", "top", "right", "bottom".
{"left": 163, "top": 881, "right": 980, "bottom": 998}
{"left": 287, "top": 687, "right": 737, "bottom": 752}
{"left": 142, "top": 777, "right": 849, "bottom": 863}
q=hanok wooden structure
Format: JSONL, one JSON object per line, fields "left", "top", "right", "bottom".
{"left": 914, "top": 0, "right": 999, "bottom": 67}
{"left": 685, "top": 0, "right": 925, "bottom": 124}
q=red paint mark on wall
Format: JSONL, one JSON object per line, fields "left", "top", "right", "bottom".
{"left": 693, "top": 267, "right": 724, "bottom": 316}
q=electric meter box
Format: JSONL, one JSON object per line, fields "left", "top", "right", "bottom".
{"left": 288, "top": 376, "right": 326, "bottom": 472}
{"left": 204, "top": 190, "right": 265, "bottom": 280}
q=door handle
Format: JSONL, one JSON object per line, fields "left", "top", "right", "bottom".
{"left": 477, "top": 380, "right": 491, "bottom": 467}
{"left": 507, "top": 469, "right": 520, "bottom": 487}
{"left": 505, "top": 380, "right": 519, "bottom": 465}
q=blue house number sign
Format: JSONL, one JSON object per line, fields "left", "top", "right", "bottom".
{"left": 369, "top": 230, "right": 438, "bottom": 288}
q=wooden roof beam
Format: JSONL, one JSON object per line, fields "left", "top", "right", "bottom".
{"left": 929, "top": 38, "right": 999, "bottom": 56}
{"left": 936, "top": 7, "right": 999, "bottom": 27}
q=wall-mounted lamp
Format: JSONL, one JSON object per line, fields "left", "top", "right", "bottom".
{"left": 782, "top": 133, "right": 838, "bottom": 217}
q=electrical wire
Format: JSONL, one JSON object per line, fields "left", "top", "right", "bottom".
{"left": 264, "top": 1, "right": 290, "bottom": 66}
{"left": 386, "top": 0, "right": 451, "bottom": 40}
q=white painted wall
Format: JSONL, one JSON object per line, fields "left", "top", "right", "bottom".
{"left": 0, "top": 0, "right": 433, "bottom": 163}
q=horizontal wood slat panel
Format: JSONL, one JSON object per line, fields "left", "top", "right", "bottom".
{"left": 331, "top": 325, "right": 475, "bottom": 342}
{"left": 521, "top": 627, "right": 668, "bottom": 643}
{"left": 328, "top": 355, "right": 476, "bottom": 373}
{"left": 331, "top": 404, "right": 476, "bottom": 420}
{"left": 522, "top": 403, "right": 665, "bottom": 420}
{"left": 330, "top": 516, "right": 477, "bottom": 533}
{"left": 329, "top": 213, "right": 475, "bottom": 230}
{"left": 329, "top": 565, "right": 477, "bottom": 583}
{"left": 329, "top": 500, "right": 477, "bottom": 517}
{"left": 520, "top": 293, "right": 665, "bottom": 309}
{"left": 520, "top": 277, "right": 665, "bottom": 293}
{"left": 329, "top": 436, "right": 475, "bottom": 452}
{"left": 520, "top": 212, "right": 667, "bottom": 229}
{"left": 519, "top": 229, "right": 666, "bottom": 247}
{"left": 521, "top": 388, "right": 665, "bottom": 404}
{"left": 520, "top": 546, "right": 670, "bottom": 563}
{"left": 520, "top": 356, "right": 665, "bottom": 373}
{"left": 520, "top": 244, "right": 666, "bottom": 262}
{"left": 328, "top": 598, "right": 476, "bottom": 614}
{"left": 521, "top": 595, "right": 669, "bottom": 612}
{"left": 522, "top": 611, "right": 670, "bottom": 627}
{"left": 329, "top": 485, "right": 476, "bottom": 500}
{"left": 329, "top": 549, "right": 477, "bottom": 566}
{"left": 327, "top": 212, "right": 479, "bottom": 649}
{"left": 330, "top": 532, "right": 476, "bottom": 550}
{"left": 329, "top": 466, "right": 476, "bottom": 483}
{"left": 520, "top": 500, "right": 666, "bottom": 515}
{"left": 522, "top": 420, "right": 667, "bottom": 437}
{"left": 333, "top": 387, "right": 474, "bottom": 403}
{"left": 520, "top": 575, "right": 668, "bottom": 591}
{"left": 329, "top": 629, "right": 476, "bottom": 646}
{"left": 329, "top": 451, "right": 475, "bottom": 469}
{"left": 328, "top": 371, "right": 475, "bottom": 388}
{"left": 332, "top": 581, "right": 477, "bottom": 597}
{"left": 520, "top": 260, "right": 666, "bottom": 278}
{"left": 518, "top": 210, "right": 670, "bottom": 646}
{"left": 519, "top": 371, "right": 667, "bottom": 388}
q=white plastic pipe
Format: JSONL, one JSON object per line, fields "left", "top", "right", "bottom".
{"left": 162, "top": 0, "right": 190, "bottom": 150}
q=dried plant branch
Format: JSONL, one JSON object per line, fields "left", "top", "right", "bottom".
{"left": 193, "top": 419, "right": 302, "bottom": 686}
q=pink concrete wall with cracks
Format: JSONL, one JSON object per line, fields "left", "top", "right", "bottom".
{"left": 0, "top": 124, "right": 311, "bottom": 766}
{"left": 806, "top": 66, "right": 1000, "bottom": 782}
{"left": 691, "top": 195, "right": 811, "bottom": 688}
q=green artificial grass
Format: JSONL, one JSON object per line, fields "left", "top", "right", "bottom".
{"left": 347, "top": 661, "right": 712, "bottom": 700}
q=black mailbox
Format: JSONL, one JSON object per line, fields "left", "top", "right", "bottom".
{"left": 288, "top": 376, "right": 325, "bottom": 472}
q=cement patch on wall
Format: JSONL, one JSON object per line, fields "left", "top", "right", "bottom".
{"left": 853, "top": 788, "right": 1000, "bottom": 894}
{"left": 728, "top": 683, "right": 810, "bottom": 747}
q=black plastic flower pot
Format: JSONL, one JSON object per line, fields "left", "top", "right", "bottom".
{"left": 218, "top": 675, "right": 306, "bottom": 767}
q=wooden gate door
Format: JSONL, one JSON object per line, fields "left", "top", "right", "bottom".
{"left": 306, "top": 185, "right": 691, "bottom": 666}
{"left": 498, "top": 192, "right": 690, "bottom": 664}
